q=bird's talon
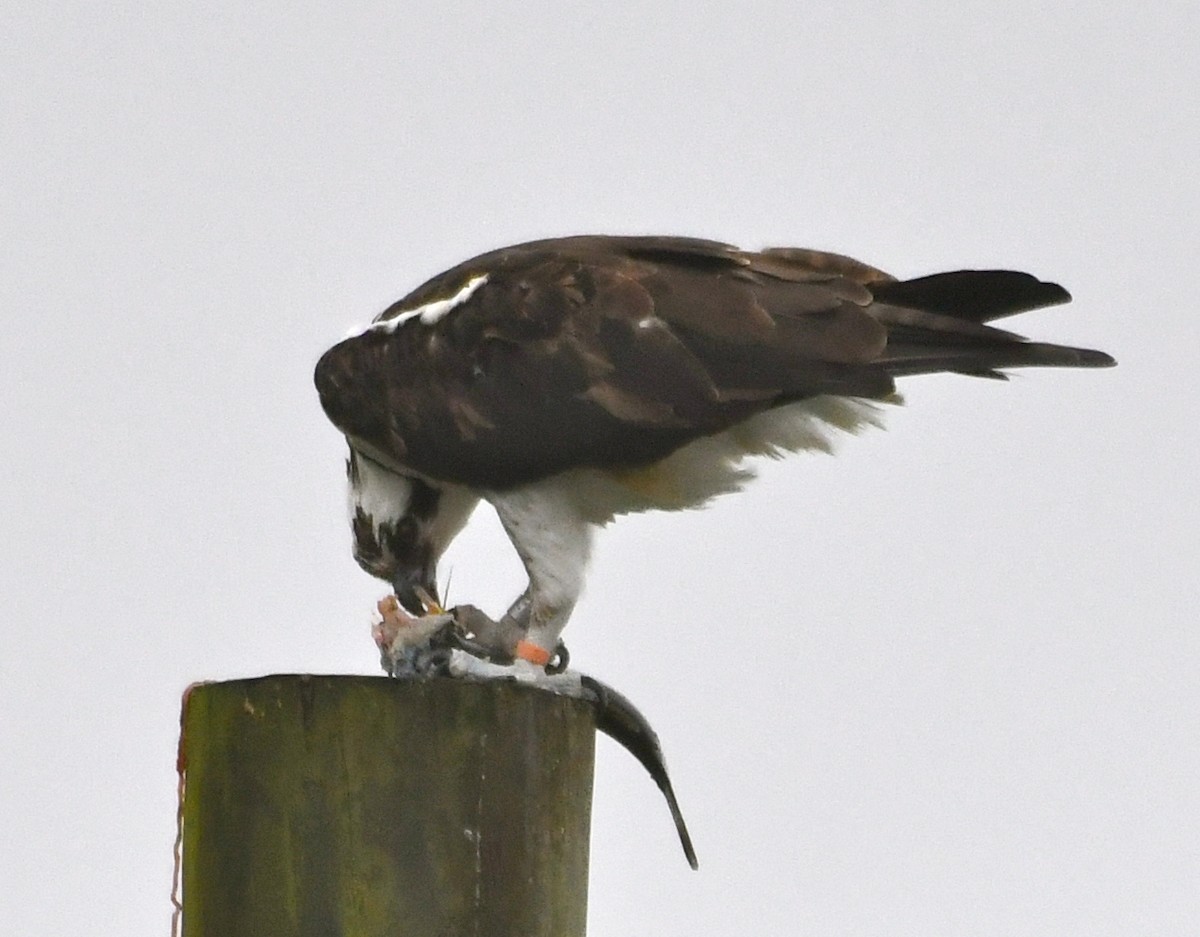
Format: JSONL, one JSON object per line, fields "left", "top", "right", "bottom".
{"left": 548, "top": 642, "right": 570, "bottom": 674}
{"left": 371, "top": 595, "right": 571, "bottom": 680}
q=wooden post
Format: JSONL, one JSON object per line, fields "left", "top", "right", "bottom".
{"left": 180, "top": 675, "right": 596, "bottom": 937}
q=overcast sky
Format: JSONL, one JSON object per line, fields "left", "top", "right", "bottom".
{"left": 3, "top": 2, "right": 1196, "bottom": 935}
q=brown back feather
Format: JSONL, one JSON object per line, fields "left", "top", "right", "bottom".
{"left": 315, "top": 237, "right": 1113, "bottom": 489}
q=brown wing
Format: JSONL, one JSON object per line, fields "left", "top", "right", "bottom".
{"left": 314, "top": 236, "right": 1112, "bottom": 489}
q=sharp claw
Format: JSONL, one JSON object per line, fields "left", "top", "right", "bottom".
{"left": 548, "top": 641, "right": 570, "bottom": 674}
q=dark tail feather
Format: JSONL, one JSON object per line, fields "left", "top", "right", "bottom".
{"left": 872, "top": 270, "right": 1072, "bottom": 322}
{"left": 882, "top": 340, "right": 1115, "bottom": 378}
{"left": 867, "top": 284, "right": 1115, "bottom": 377}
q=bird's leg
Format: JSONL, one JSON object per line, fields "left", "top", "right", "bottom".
{"left": 499, "top": 485, "right": 591, "bottom": 664}
{"left": 449, "top": 484, "right": 592, "bottom": 683}
{"left": 452, "top": 595, "right": 571, "bottom": 672}
{"left": 450, "top": 602, "right": 525, "bottom": 660}
{"left": 500, "top": 589, "right": 532, "bottom": 632}
{"left": 445, "top": 596, "right": 581, "bottom": 688}
{"left": 518, "top": 593, "right": 576, "bottom": 668}
{"left": 497, "top": 588, "right": 566, "bottom": 665}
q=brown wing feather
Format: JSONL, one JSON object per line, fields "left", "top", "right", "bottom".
{"left": 315, "top": 236, "right": 1112, "bottom": 490}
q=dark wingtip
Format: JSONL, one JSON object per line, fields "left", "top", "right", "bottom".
{"left": 1078, "top": 348, "right": 1117, "bottom": 368}
{"left": 1042, "top": 345, "right": 1116, "bottom": 368}
{"left": 1004, "top": 342, "right": 1117, "bottom": 371}
{"left": 873, "top": 270, "right": 1074, "bottom": 322}
{"left": 1043, "top": 280, "right": 1072, "bottom": 306}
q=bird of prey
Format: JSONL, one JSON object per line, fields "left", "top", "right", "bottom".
{"left": 315, "top": 235, "right": 1114, "bottom": 676}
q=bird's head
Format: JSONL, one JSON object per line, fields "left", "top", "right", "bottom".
{"left": 346, "top": 448, "right": 479, "bottom": 615}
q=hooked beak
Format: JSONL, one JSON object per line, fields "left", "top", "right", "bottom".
{"left": 393, "top": 568, "right": 441, "bottom": 616}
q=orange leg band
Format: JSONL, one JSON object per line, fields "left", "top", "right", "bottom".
{"left": 514, "top": 639, "right": 552, "bottom": 667}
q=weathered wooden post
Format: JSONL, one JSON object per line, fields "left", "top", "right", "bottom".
{"left": 179, "top": 674, "right": 596, "bottom": 937}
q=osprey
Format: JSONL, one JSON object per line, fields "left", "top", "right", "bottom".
{"left": 315, "top": 235, "right": 1113, "bottom": 674}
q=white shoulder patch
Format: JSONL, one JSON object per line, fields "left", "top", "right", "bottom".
{"left": 346, "top": 274, "right": 489, "bottom": 338}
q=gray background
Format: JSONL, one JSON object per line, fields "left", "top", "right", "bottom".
{"left": 4, "top": 2, "right": 1196, "bottom": 934}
